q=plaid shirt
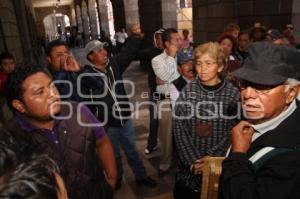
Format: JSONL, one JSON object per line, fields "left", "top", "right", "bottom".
{"left": 173, "top": 77, "right": 240, "bottom": 190}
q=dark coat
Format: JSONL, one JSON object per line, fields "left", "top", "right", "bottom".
{"left": 138, "top": 47, "right": 163, "bottom": 91}
{"left": 219, "top": 104, "right": 300, "bottom": 199}
{"left": 80, "top": 36, "right": 141, "bottom": 127}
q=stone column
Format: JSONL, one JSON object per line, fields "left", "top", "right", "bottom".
{"left": 123, "top": 0, "right": 140, "bottom": 33}
{"left": 71, "top": 6, "right": 76, "bottom": 26}
{"left": 98, "top": 0, "right": 110, "bottom": 37}
{"left": 161, "top": 0, "right": 178, "bottom": 28}
{"left": 76, "top": 5, "right": 83, "bottom": 33}
{"left": 81, "top": 1, "right": 91, "bottom": 43}
{"left": 88, "top": 0, "right": 99, "bottom": 39}
{"left": 292, "top": 0, "right": 300, "bottom": 41}
{"left": 0, "top": 0, "right": 24, "bottom": 63}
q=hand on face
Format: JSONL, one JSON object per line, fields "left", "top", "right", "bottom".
{"left": 231, "top": 121, "right": 254, "bottom": 153}
{"left": 62, "top": 55, "right": 80, "bottom": 72}
{"left": 168, "top": 44, "right": 178, "bottom": 57}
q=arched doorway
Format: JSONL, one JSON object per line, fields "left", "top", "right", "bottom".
{"left": 43, "top": 13, "right": 70, "bottom": 41}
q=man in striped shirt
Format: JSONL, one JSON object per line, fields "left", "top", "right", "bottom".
{"left": 151, "top": 28, "right": 183, "bottom": 176}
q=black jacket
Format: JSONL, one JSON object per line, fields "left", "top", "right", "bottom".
{"left": 219, "top": 104, "right": 300, "bottom": 199}
{"left": 80, "top": 36, "right": 141, "bottom": 127}
{"left": 138, "top": 47, "right": 163, "bottom": 91}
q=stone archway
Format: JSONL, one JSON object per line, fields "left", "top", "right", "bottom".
{"left": 43, "top": 13, "right": 70, "bottom": 41}
{"left": 43, "top": 13, "right": 71, "bottom": 41}
{"left": 81, "top": 0, "right": 90, "bottom": 43}
{"left": 88, "top": 0, "right": 100, "bottom": 39}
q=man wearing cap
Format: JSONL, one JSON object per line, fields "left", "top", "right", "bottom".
{"left": 170, "top": 46, "right": 195, "bottom": 103}
{"left": 151, "top": 28, "right": 184, "bottom": 176}
{"left": 219, "top": 42, "right": 300, "bottom": 199}
{"left": 80, "top": 24, "right": 157, "bottom": 189}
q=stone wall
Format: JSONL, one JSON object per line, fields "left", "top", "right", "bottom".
{"left": 138, "top": 0, "right": 163, "bottom": 46}
{"left": 161, "top": 0, "right": 178, "bottom": 28}
{"left": 111, "top": 0, "right": 126, "bottom": 32}
{"left": 0, "top": 0, "right": 38, "bottom": 64}
{"left": 292, "top": 0, "right": 300, "bottom": 40}
{"left": 193, "top": 0, "right": 294, "bottom": 44}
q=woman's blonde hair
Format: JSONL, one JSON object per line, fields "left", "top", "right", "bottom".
{"left": 194, "top": 42, "right": 228, "bottom": 72}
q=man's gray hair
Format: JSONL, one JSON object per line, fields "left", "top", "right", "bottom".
{"left": 284, "top": 78, "right": 300, "bottom": 92}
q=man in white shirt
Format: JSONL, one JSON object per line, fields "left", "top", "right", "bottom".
{"left": 151, "top": 28, "right": 182, "bottom": 176}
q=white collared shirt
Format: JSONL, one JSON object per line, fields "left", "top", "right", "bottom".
{"left": 152, "top": 50, "right": 180, "bottom": 95}
{"left": 251, "top": 100, "right": 297, "bottom": 141}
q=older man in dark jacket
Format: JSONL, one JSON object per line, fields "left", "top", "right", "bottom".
{"left": 219, "top": 42, "right": 300, "bottom": 199}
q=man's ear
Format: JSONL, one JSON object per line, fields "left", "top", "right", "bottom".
{"left": 12, "top": 99, "right": 26, "bottom": 113}
{"left": 47, "top": 56, "right": 52, "bottom": 64}
{"left": 177, "top": 66, "right": 182, "bottom": 74}
{"left": 165, "top": 41, "right": 170, "bottom": 48}
{"left": 87, "top": 53, "right": 93, "bottom": 62}
{"left": 286, "top": 86, "right": 298, "bottom": 105}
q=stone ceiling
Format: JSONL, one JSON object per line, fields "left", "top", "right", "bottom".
{"left": 31, "top": 0, "right": 73, "bottom": 8}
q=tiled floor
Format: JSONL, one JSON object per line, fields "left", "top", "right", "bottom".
{"left": 114, "top": 61, "right": 176, "bottom": 199}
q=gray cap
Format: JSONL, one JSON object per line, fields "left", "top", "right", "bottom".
{"left": 232, "top": 42, "right": 300, "bottom": 85}
{"left": 85, "top": 40, "right": 108, "bottom": 57}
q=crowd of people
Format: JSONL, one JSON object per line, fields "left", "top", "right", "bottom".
{"left": 0, "top": 21, "right": 300, "bottom": 199}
